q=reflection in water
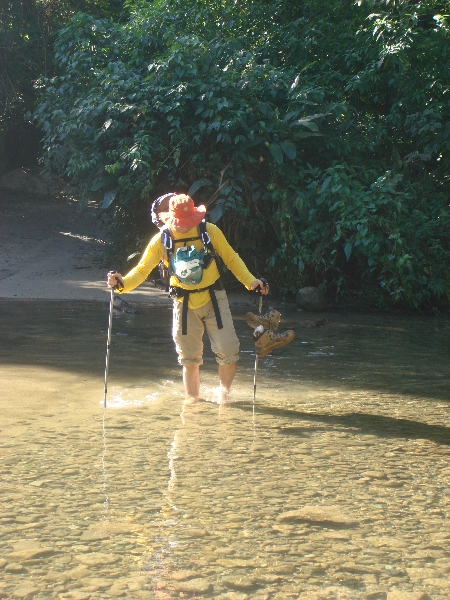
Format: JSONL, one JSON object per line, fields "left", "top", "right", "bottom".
{"left": 101, "top": 408, "right": 110, "bottom": 517}
{"left": 0, "top": 299, "right": 449, "bottom": 599}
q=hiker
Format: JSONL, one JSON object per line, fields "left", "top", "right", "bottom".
{"left": 107, "top": 193, "right": 293, "bottom": 401}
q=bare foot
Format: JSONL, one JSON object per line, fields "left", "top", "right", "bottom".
{"left": 215, "top": 386, "right": 230, "bottom": 404}
{"left": 184, "top": 396, "right": 200, "bottom": 404}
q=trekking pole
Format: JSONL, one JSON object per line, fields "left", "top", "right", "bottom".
{"left": 103, "top": 272, "right": 121, "bottom": 408}
{"left": 253, "top": 278, "right": 267, "bottom": 401}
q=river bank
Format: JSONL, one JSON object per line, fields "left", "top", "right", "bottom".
{"left": 0, "top": 168, "right": 269, "bottom": 311}
{"left": 0, "top": 168, "right": 167, "bottom": 305}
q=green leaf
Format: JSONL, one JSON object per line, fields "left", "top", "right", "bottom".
{"left": 283, "top": 110, "right": 300, "bottom": 122}
{"left": 280, "top": 141, "right": 296, "bottom": 160}
{"left": 245, "top": 137, "right": 264, "bottom": 148}
{"left": 293, "top": 112, "right": 328, "bottom": 123}
{"left": 344, "top": 241, "right": 353, "bottom": 261}
{"left": 294, "top": 120, "right": 318, "bottom": 132}
{"left": 91, "top": 175, "right": 116, "bottom": 192}
{"left": 321, "top": 176, "right": 332, "bottom": 194}
{"left": 209, "top": 204, "right": 223, "bottom": 223}
{"left": 268, "top": 143, "right": 283, "bottom": 164}
{"left": 293, "top": 132, "right": 323, "bottom": 139}
{"left": 102, "top": 189, "right": 118, "bottom": 209}
{"left": 188, "top": 178, "right": 213, "bottom": 197}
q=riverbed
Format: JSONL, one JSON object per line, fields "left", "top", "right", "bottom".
{"left": 1, "top": 299, "right": 449, "bottom": 599}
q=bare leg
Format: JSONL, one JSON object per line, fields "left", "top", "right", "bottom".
{"left": 218, "top": 361, "right": 237, "bottom": 397}
{"left": 183, "top": 365, "right": 200, "bottom": 401}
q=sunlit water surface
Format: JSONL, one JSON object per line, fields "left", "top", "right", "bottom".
{"left": 1, "top": 299, "right": 449, "bottom": 600}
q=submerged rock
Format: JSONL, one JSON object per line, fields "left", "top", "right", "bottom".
{"left": 6, "top": 546, "right": 57, "bottom": 561}
{"left": 58, "top": 592, "right": 91, "bottom": 600}
{"left": 74, "top": 552, "right": 120, "bottom": 566}
{"left": 387, "top": 592, "right": 430, "bottom": 600}
{"left": 10, "top": 586, "right": 40, "bottom": 599}
{"left": 64, "top": 566, "right": 93, "bottom": 580}
{"left": 222, "top": 575, "right": 256, "bottom": 590}
{"left": 171, "top": 578, "right": 213, "bottom": 593}
{"left": 295, "top": 286, "right": 327, "bottom": 311}
{"left": 5, "top": 563, "right": 27, "bottom": 573}
{"left": 43, "top": 571, "right": 70, "bottom": 583}
{"left": 302, "top": 317, "right": 328, "bottom": 328}
{"left": 169, "top": 570, "right": 201, "bottom": 581}
{"left": 277, "top": 506, "right": 358, "bottom": 527}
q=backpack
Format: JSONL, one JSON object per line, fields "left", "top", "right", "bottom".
{"left": 169, "top": 245, "right": 204, "bottom": 286}
{"left": 160, "top": 220, "right": 225, "bottom": 335}
{"left": 159, "top": 219, "right": 220, "bottom": 291}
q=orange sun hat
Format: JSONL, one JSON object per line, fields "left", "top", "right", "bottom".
{"left": 159, "top": 194, "right": 206, "bottom": 230}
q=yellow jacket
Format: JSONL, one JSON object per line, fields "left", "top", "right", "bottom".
{"left": 119, "top": 223, "right": 256, "bottom": 309}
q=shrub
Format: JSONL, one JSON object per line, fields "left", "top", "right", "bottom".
{"left": 35, "top": 0, "right": 450, "bottom": 310}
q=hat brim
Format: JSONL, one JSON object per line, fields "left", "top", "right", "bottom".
{"left": 159, "top": 205, "right": 206, "bottom": 230}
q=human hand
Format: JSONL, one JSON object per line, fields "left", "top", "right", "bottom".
{"left": 106, "top": 271, "right": 124, "bottom": 290}
{"left": 250, "top": 279, "right": 269, "bottom": 295}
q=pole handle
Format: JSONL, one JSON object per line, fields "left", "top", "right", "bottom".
{"left": 253, "top": 277, "right": 268, "bottom": 295}
{"left": 108, "top": 270, "right": 124, "bottom": 291}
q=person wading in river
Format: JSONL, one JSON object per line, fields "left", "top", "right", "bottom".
{"left": 107, "top": 194, "right": 294, "bottom": 402}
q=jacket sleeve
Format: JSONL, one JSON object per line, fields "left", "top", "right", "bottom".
{"left": 207, "top": 223, "right": 256, "bottom": 289}
{"left": 119, "top": 232, "right": 163, "bottom": 294}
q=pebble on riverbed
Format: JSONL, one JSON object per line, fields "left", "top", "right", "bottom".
{"left": 10, "top": 586, "right": 40, "bottom": 599}
{"left": 74, "top": 553, "right": 121, "bottom": 566}
{"left": 170, "top": 577, "right": 213, "bottom": 593}
{"left": 386, "top": 592, "right": 430, "bottom": 600}
{"left": 5, "top": 563, "right": 27, "bottom": 574}
{"left": 277, "top": 506, "right": 358, "bottom": 526}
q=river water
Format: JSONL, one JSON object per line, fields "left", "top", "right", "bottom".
{"left": 1, "top": 299, "right": 449, "bottom": 600}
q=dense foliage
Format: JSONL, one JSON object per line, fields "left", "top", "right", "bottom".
{"left": 34, "top": 0, "right": 450, "bottom": 310}
{"left": 0, "top": 0, "right": 125, "bottom": 171}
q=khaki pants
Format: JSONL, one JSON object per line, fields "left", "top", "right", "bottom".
{"left": 172, "top": 290, "right": 239, "bottom": 366}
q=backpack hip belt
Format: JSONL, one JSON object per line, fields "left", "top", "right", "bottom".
{"left": 170, "top": 279, "right": 225, "bottom": 336}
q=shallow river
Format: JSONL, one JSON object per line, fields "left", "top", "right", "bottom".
{"left": 1, "top": 299, "right": 449, "bottom": 600}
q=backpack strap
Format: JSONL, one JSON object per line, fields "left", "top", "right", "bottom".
{"left": 198, "top": 220, "right": 225, "bottom": 278}
{"left": 160, "top": 227, "right": 174, "bottom": 292}
{"left": 208, "top": 285, "right": 223, "bottom": 330}
{"left": 171, "top": 282, "right": 224, "bottom": 335}
{"left": 198, "top": 220, "right": 214, "bottom": 254}
{"left": 181, "top": 291, "right": 190, "bottom": 336}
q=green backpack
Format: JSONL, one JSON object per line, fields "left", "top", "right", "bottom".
{"left": 169, "top": 245, "right": 205, "bottom": 286}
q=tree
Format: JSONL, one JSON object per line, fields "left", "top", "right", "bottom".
{"left": 34, "top": 0, "right": 450, "bottom": 310}
{"left": 0, "top": 0, "right": 126, "bottom": 172}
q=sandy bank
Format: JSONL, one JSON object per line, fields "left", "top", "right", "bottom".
{"left": 0, "top": 168, "right": 258, "bottom": 308}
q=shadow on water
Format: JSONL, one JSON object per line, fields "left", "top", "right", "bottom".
{"left": 0, "top": 298, "right": 176, "bottom": 383}
{"left": 0, "top": 299, "right": 449, "bottom": 402}
{"left": 233, "top": 402, "right": 450, "bottom": 446}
